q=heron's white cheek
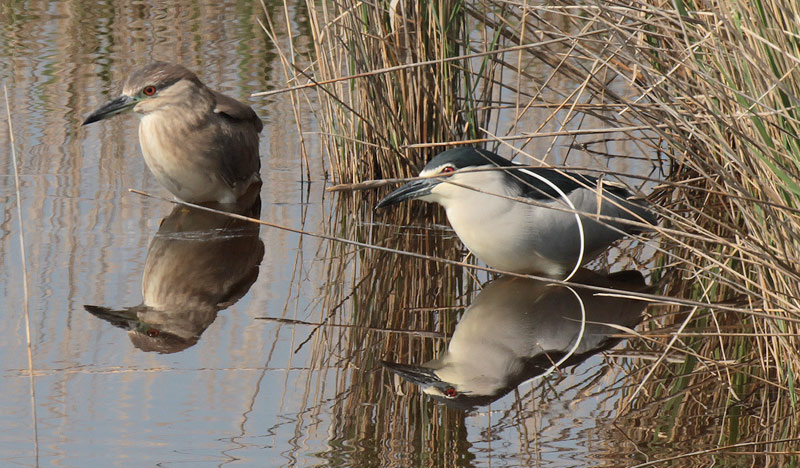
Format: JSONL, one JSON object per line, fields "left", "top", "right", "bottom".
{"left": 425, "top": 182, "right": 463, "bottom": 207}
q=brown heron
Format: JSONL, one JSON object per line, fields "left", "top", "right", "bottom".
{"left": 83, "top": 62, "right": 262, "bottom": 204}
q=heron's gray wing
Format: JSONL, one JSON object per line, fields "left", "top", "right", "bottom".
{"left": 511, "top": 167, "right": 656, "bottom": 229}
{"left": 211, "top": 91, "right": 263, "bottom": 187}
{"left": 212, "top": 91, "right": 264, "bottom": 133}
{"left": 509, "top": 167, "right": 603, "bottom": 200}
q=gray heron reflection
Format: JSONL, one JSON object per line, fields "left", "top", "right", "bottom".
{"left": 382, "top": 269, "right": 651, "bottom": 410}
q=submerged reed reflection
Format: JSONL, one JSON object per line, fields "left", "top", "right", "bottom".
{"left": 84, "top": 200, "right": 264, "bottom": 353}
{"left": 383, "top": 269, "right": 651, "bottom": 410}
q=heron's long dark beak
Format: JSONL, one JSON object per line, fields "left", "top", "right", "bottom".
{"left": 84, "top": 305, "right": 140, "bottom": 331}
{"left": 83, "top": 95, "right": 137, "bottom": 125}
{"left": 381, "top": 360, "right": 441, "bottom": 387}
{"left": 376, "top": 178, "right": 440, "bottom": 209}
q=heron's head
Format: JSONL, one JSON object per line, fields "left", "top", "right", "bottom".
{"left": 83, "top": 62, "right": 201, "bottom": 125}
{"left": 376, "top": 147, "right": 512, "bottom": 208}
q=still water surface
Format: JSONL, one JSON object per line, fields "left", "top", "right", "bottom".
{"left": 1, "top": 1, "right": 659, "bottom": 466}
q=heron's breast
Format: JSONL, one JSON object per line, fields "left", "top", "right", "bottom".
{"left": 138, "top": 115, "right": 231, "bottom": 202}
{"left": 446, "top": 198, "right": 536, "bottom": 261}
{"left": 444, "top": 194, "right": 582, "bottom": 274}
{"left": 138, "top": 115, "right": 191, "bottom": 172}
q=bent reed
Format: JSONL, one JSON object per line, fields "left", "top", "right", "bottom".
{"left": 265, "top": 0, "right": 800, "bottom": 465}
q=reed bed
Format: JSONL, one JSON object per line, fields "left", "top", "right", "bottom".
{"left": 296, "top": 0, "right": 499, "bottom": 181}
{"left": 264, "top": 0, "right": 800, "bottom": 465}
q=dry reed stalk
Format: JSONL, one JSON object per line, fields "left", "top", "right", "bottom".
{"left": 264, "top": 4, "right": 505, "bottom": 458}
{"left": 261, "top": 0, "right": 800, "bottom": 465}
{"left": 4, "top": 83, "right": 39, "bottom": 465}
{"left": 298, "top": 0, "right": 506, "bottom": 183}
{"left": 558, "top": 0, "right": 800, "bottom": 463}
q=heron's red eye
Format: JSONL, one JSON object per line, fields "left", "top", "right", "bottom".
{"left": 143, "top": 86, "right": 157, "bottom": 96}
{"left": 146, "top": 328, "right": 160, "bottom": 337}
{"left": 441, "top": 166, "right": 455, "bottom": 175}
{"left": 444, "top": 387, "right": 458, "bottom": 397}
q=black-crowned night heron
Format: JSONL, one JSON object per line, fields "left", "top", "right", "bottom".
{"left": 377, "top": 147, "right": 657, "bottom": 277}
{"left": 83, "top": 62, "right": 263, "bottom": 204}
{"left": 382, "top": 270, "right": 649, "bottom": 410}
{"left": 84, "top": 201, "right": 264, "bottom": 353}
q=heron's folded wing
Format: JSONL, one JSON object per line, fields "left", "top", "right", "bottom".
{"left": 212, "top": 91, "right": 263, "bottom": 133}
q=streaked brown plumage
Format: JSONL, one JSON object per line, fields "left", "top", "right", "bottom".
{"left": 83, "top": 62, "right": 262, "bottom": 204}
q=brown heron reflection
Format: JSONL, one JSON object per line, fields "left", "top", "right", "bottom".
{"left": 382, "top": 269, "right": 651, "bottom": 410}
{"left": 85, "top": 200, "right": 263, "bottom": 353}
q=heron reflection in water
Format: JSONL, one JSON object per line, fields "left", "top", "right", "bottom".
{"left": 382, "top": 269, "right": 651, "bottom": 410}
{"left": 85, "top": 200, "right": 264, "bottom": 353}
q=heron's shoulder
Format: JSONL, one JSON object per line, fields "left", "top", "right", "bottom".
{"left": 508, "top": 166, "right": 631, "bottom": 200}
{"left": 212, "top": 91, "right": 264, "bottom": 133}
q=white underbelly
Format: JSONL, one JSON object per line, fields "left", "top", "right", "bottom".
{"left": 445, "top": 200, "right": 581, "bottom": 275}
